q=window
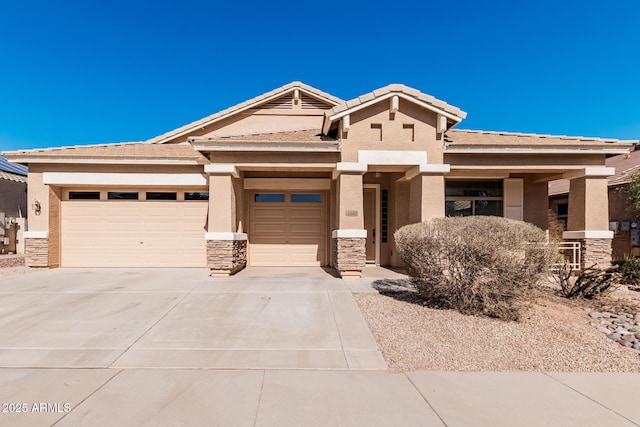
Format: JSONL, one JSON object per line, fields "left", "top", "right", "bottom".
{"left": 108, "top": 192, "right": 138, "bottom": 200}
{"left": 445, "top": 180, "right": 503, "bottom": 217}
{"left": 185, "top": 192, "right": 209, "bottom": 201}
{"left": 557, "top": 203, "right": 568, "bottom": 221}
{"left": 146, "top": 192, "right": 177, "bottom": 200}
{"left": 291, "top": 193, "right": 321, "bottom": 203}
{"left": 254, "top": 193, "right": 284, "bottom": 202}
{"left": 68, "top": 191, "right": 100, "bottom": 200}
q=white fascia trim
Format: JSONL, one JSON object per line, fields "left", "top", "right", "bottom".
{"left": 8, "top": 158, "right": 201, "bottom": 165}
{"left": 193, "top": 144, "right": 340, "bottom": 153}
{"left": 205, "top": 232, "right": 248, "bottom": 241}
{"left": 405, "top": 164, "right": 451, "bottom": 180}
{"left": 358, "top": 150, "right": 427, "bottom": 165}
{"left": 445, "top": 147, "right": 633, "bottom": 155}
{"left": 43, "top": 172, "right": 208, "bottom": 186}
{"left": 562, "top": 167, "right": 616, "bottom": 180}
{"left": 332, "top": 229, "right": 367, "bottom": 238}
{"left": 328, "top": 92, "right": 464, "bottom": 123}
{"left": 203, "top": 164, "right": 239, "bottom": 177}
{"left": 24, "top": 231, "right": 48, "bottom": 239}
{"left": 562, "top": 231, "right": 614, "bottom": 239}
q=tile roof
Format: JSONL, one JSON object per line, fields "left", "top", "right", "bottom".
{"left": 325, "top": 84, "right": 467, "bottom": 120}
{"left": 0, "top": 170, "right": 27, "bottom": 184}
{"left": 549, "top": 148, "right": 640, "bottom": 196}
{"left": 0, "top": 155, "right": 27, "bottom": 175}
{"left": 3, "top": 142, "right": 209, "bottom": 164}
{"left": 191, "top": 129, "right": 340, "bottom": 152}
{"left": 446, "top": 129, "right": 637, "bottom": 147}
{"left": 146, "top": 82, "right": 343, "bottom": 144}
{"left": 191, "top": 129, "right": 336, "bottom": 143}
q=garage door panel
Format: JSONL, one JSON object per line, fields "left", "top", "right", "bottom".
{"left": 289, "top": 208, "right": 323, "bottom": 220}
{"left": 289, "top": 223, "right": 323, "bottom": 235}
{"left": 61, "top": 200, "right": 207, "bottom": 267}
{"left": 251, "top": 207, "right": 286, "bottom": 220}
{"left": 252, "top": 222, "right": 286, "bottom": 234}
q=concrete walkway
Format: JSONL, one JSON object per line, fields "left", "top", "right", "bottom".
{"left": 0, "top": 369, "right": 638, "bottom": 426}
{"left": 1, "top": 268, "right": 639, "bottom": 426}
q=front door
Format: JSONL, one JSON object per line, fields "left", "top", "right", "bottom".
{"left": 363, "top": 187, "right": 377, "bottom": 263}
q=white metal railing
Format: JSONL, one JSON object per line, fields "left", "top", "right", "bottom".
{"left": 553, "top": 241, "right": 581, "bottom": 271}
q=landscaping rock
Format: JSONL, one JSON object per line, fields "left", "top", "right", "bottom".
{"left": 597, "top": 326, "right": 610, "bottom": 334}
{"left": 618, "top": 339, "right": 633, "bottom": 348}
{"left": 609, "top": 334, "right": 621, "bottom": 341}
{"left": 589, "top": 311, "right": 602, "bottom": 318}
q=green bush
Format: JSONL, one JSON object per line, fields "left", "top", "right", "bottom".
{"left": 394, "top": 216, "right": 557, "bottom": 321}
{"left": 612, "top": 256, "right": 640, "bottom": 285}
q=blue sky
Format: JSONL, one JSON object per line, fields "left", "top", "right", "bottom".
{"left": 1, "top": 0, "right": 639, "bottom": 151}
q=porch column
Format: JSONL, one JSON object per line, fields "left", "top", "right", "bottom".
{"left": 332, "top": 162, "right": 367, "bottom": 278}
{"left": 204, "top": 164, "right": 247, "bottom": 277}
{"left": 562, "top": 167, "right": 615, "bottom": 268}
{"left": 24, "top": 169, "right": 49, "bottom": 267}
{"left": 405, "top": 164, "right": 450, "bottom": 223}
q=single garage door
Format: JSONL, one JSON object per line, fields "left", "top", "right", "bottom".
{"left": 61, "top": 198, "right": 208, "bottom": 267}
{"left": 249, "top": 192, "right": 327, "bottom": 266}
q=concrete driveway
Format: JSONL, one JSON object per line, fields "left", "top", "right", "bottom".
{"left": 0, "top": 267, "right": 385, "bottom": 370}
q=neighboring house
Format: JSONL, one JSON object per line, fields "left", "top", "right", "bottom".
{"left": 3, "top": 82, "right": 637, "bottom": 276}
{"left": 550, "top": 146, "right": 640, "bottom": 259}
{"left": 0, "top": 155, "right": 28, "bottom": 254}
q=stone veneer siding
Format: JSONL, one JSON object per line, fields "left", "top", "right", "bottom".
{"left": 206, "top": 240, "right": 247, "bottom": 275}
{"left": 567, "top": 238, "right": 613, "bottom": 269}
{"left": 25, "top": 238, "right": 48, "bottom": 267}
{"left": 332, "top": 237, "right": 366, "bottom": 275}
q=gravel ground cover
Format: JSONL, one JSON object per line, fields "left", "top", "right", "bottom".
{"left": 355, "top": 279, "right": 640, "bottom": 372}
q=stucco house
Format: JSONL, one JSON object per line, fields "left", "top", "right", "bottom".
{"left": 550, "top": 146, "right": 640, "bottom": 258}
{"left": 3, "top": 82, "right": 637, "bottom": 276}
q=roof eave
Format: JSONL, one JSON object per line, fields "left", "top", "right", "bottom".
{"left": 3, "top": 157, "right": 207, "bottom": 165}
{"left": 193, "top": 143, "right": 340, "bottom": 153}
{"left": 444, "top": 145, "right": 635, "bottom": 155}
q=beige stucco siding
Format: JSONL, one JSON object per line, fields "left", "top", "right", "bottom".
{"left": 339, "top": 101, "right": 440, "bottom": 163}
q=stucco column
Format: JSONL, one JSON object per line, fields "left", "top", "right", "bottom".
{"left": 24, "top": 168, "right": 49, "bottom": 267}
{"left": 332, "top": 163, "right": 367, "bottom": 278}
{"left": 405, "top": 164, "right": 450, "bottom": 224}
{"left": 562, "top": 167, "right": 615, "bottom": 268}
{"left": 204, "top": 164, "right": 247, "bottom": 277}
{"left": 523, "top": 175, "right": 549, "bottom": 230}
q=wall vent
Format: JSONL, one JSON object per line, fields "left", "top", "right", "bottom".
{"left": 301, "top": 95, "right": 330, "bottom": 109}
{"left": 258, "top": 96, "right": 293, "bottom": 110}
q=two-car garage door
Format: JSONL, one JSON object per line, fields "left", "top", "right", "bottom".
{"left": 61, "top": 200, "right": 207, "bottom": 267}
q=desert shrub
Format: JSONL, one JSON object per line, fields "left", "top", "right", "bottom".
{"left": 612, "top": 256, "right": 640, "bottom": 286}
{"left": 555, "top": 262, "right": 619, "bottom": 298}
{"left": 394, "top": 216, "right": 557, "bottom": 321}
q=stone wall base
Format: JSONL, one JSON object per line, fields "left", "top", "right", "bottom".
{"left": 567, "top": 238, "right": 613, "bottom": 269}
{"left": 25, "top": 238, "right": 48, "bottom": 268}
{"left": 332, "top": 237, "right": 366, "bottom": 278}
{"left": 207, "top": 239, "right": 247, "bottom": 276}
